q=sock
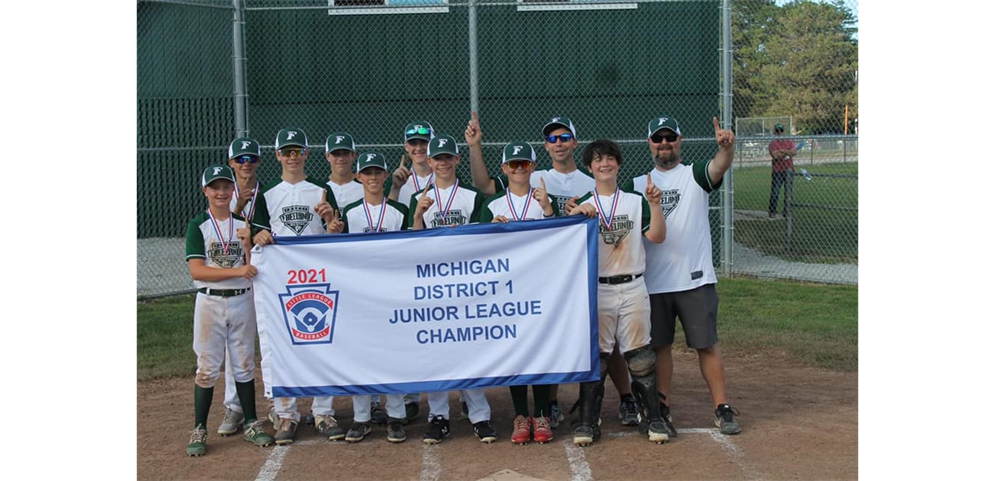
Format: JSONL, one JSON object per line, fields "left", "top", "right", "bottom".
{"left": 235, "top": 381, "right": 258, "bottom": 425}
{"left": 532, "top": 384, "right": 551, "bottom": 418}
{"left": 194, "top": 385, "right": 214, "bottom": 429}
{"left": 509, "top": 385, "right": 529, "bottom": 417}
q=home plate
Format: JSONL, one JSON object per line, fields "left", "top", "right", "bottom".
{"left": 476, "top": 469, "right": 548, "bottom": 481}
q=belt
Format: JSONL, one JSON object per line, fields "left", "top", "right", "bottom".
{"left": 198, "top": 287, "right": 251, "bottom": 297}
{"left": 598, "top": 274, "right": 642, "bottom": 285}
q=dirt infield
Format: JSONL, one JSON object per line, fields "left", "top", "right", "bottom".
{"left": 138, "top": 350, "right": 857, "bottom": 481}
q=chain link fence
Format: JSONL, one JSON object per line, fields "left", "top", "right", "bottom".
{"left": 137, "top": 0, "right": 858, "bottom": 297}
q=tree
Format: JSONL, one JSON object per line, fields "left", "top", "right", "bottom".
{"left": 733, "top": 0, "right": 858, "bottom": 135}
{"left": 762, "top": 1, "right": 857, "bottom": 134}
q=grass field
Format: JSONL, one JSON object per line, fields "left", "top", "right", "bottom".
{"left": 137, "top": 277, "right": 857, "bottom": 380}
{"left": 733, "top": 162, "right": 858, "bottom": 263}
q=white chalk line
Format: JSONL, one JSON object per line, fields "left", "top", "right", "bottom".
{"left": 563, "top": 438, "right": 594, "bottom": 481}
{"left": 254, "top": 439, "right": 322, "bottom": 481}
{"left": 419, "top": 444, "right": 443, "bottom": 481}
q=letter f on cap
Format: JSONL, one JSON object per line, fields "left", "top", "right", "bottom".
{"left": 286, "top": 131, "right": 297, "bottom": 140}
{"left": 512, "top": 146, "right": 523, "bottom": 155}
{"left": 336, "top": 136, "right": 346, "bottom": 144}
{"left": 213, "top": 167, "right": 223, "bottom": 175}
{"left": 241, "top": 141, "right": 252, "bottom": 149}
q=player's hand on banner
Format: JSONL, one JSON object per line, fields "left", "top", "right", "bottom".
{"left": 326, "top": 209, "right": 344, "bottom": 234}
{"left": 492, "top": 215, "right": 509, "bottom": 223}
{"left": 253, "top": 230, "right": 274, "bottom": 246}
{"left": 414, "top": 182, "right": 434, "bottom": 215}
{"left": 392, "top": 154, "right": 411, "bottom": 186}
{"left": 535, "top": 178, "right": 554, "bottom": 216}
{"left": 714, "top": 117, "right": 734, "bottom": 150}
{"left": 644, "top": 170, "right": 662, "bottom": 205}
{"left": 464, "top": 110, "right": 483, "bottom": 146}
{"left": 569, "top": 203, "right": 597, "bottom": 218}
{"left": 565, "top": 196, "right": 580, "bottom": 213}
{"left": 240, "top": 264, "right": 258, "bottom": 279}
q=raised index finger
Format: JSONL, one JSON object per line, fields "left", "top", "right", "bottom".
{"left": 540, "top": 177, "right": 547, "bottom": 190}
{"left": 646, "top": 170, "right": 655, "bottom": 187}
{"left": 471, "top": 110, "right": 479, "bottom": 124}
{"left": 713, "top": 116, "right": 721, "bottom": 133}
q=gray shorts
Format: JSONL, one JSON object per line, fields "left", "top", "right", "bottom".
{"left": 649, "top": 283, "right": 719, "bottom": 350}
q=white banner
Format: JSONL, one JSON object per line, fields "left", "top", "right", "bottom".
{"left": 252, "top": 216, "right": 600, "bottom": 397}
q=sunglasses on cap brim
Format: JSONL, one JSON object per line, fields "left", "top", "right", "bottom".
{"left": 650, "top": 131, "right": 679, "bottom": 143}
{"left": 545, "top": 133, "right": 574, "bottom": 143}
{"left": 232, "top": 155, "right": 260, "bottom": 164}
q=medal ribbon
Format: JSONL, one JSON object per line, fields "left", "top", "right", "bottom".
{"left": 413, "top": 173, "right": 435, "bottom": 192}
{"left": 233, "top": 180, "right": 259, "bottom": 221}
{"left": 505, "top": 188, "right": 534, "bottom": 221}
{"left": 593, "top": 188, "right": 620, "bottom": 231}
{"left": 363, "top": 197, "right": 388, "bottom": 233}
{"left": 207, "top": 209, "right": 234, "bottom": 257}
{"left": 433, "top": 179, "right": 459, "bottom": 220}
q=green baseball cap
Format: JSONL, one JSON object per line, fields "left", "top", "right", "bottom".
{"left": 427, "top": 134, "right": 460, "bottom": 158}
{"left": 201, "top": 165, "right": 235, "bottom": 187}
{"left": 325, "top": 132, "right": 356, "bottom": 153}
{"left": 648, "top": 116, "right": 682, "bottom": 137}
{"left": 774, "top": 123, "right": 785, "bottom": 132}
{"left": 355, "top": 152, "right": 389, "bottom": 173}
{"left": 228, "top": 137, "right": 261, "bottom": 159}
{"left": 542, "top": 116, "right": 577, "bottom": 137}
{"left": 404, "top": 121, "right": 435, "bottom": 142}
{"left": 502, "top": 142, "right": 537, "bottom": 163}
{"left": 275, "top": 128, "right": 308, "bottom": 150}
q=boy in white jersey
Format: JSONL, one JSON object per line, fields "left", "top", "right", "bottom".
{"left": 479, "top": 142, "right": 557, "bottom": 444}
{"left": 389, "top": 121, "right": 436, "bottom": 206}
{"left": 409, "top": 134, "right": 497, "bottom": 444}
{"left": 568, "top": 139, "right": 670, "bottom": 446}
{"left": 184, "top": 165, "right": 274, "bottom": 456}
{"left": 215, "top": 137, "right": 263, "bottom": 436}
{"left": 338, "top": 152, "right": 411, "bottom": 443}
{"left": 387, "top": 121, "right": 434, "bottom": 422}
{"left": 324, "top": 132, "right": 364, "bottom": 208}
{"left": 627, "top": 116, "right": 741, "bottom": 436}
{"left": 465, "top": 113, "right": 640, "bottom": 428}
{"left": 250, "top": 128, "right": 345, "bottom": 445}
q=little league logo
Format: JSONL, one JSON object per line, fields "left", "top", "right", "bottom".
{"left": 278, "top": 284, "right": 339, "bottom": 345}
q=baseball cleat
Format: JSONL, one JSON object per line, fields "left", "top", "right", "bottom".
{"left": 572, "top": 424, "right": 595, "bottom": 447}
{"left": 548, "top": 401, "right": 564, "bottom": 429}
{"left": 423, "top": 415, "right": 451, "bottom": 445}
{"left": 345, "top": 421, "right": 372, "bottom": 443}
{"left": 186, "top": 427, "right": 208, "bottom": 456}
{"left": 473, "top": 420, "right": 498, "bottom": 443}
{"left": 387, "top": 418, "right": 406, "bottom": 443}
{"left": 304, "top": 412, "right": 315, "bottom": 426}
{"left": 510, "top": 415, "right": 531, "bottom": 444}
{"left": 218, "top": 407, "right": 244, "bottom": 436}
{"left": 618, "top": 396, "right": 640, "bottom": 427}
{"left": 243, "top": 420, "right": 274, "bottom": 447}
{"left": 274, "top": 418, "right": 298, "bottom": 445}
{"left": 532, "top": 416, "right": 553, "bottom": 444}
{"left": 715, "top": 404, "right": 742, "bottom": 435}
{"left": 315, "top": 415, "right": 346, "bottom": 441}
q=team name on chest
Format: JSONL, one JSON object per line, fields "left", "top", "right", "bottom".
{"left": 598, "top": 214, "right": 634, "bottom": 246}
{"left": 280, "top": 205, "right": 315, "bottom": 235}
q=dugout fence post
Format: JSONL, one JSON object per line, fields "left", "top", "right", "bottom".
{"left": 232, "top": 0, "right": 248, "bottom": 137}
{"left": 720, "top": 0, "right": 734, "bottom": 276}
{"left": 468, "top": 0, "right": 479, "bottom": 114}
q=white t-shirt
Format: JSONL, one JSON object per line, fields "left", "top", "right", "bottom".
{"left": 495, "top": 168, "right": 595, "bottom": 217}
{"left": 396, "top": 172, "right": 435, "bottom": 209}
{"left": 409, "top": 180, "right": 484, "bottom": 229}
{"left": 629, "top": 160, "right": 720, "bottom": 294}
{"left": 341, "top": 198, "right": 409, "bottom": 233}
{"left": 327, "top": 179, "right": 363, "bottom": 209}
{"left": 185, "top": 211, "right": 250, "bottom": 289}
{"left": 479, "top": 189, "right": 557, "bottom": 222}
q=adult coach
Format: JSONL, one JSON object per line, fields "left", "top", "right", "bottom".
{"left": 628, "top": 116, "right": 741, "bottom": 435}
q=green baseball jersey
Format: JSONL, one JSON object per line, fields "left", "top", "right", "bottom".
{"left": 576, "top": 188, "right": 651, "bottom": 278}
{"left": 491, "top": 168, "right": 595, "bottom": 217}
{"left": 479, "top": 189, "right": 558, "bottom": 223}
{"left": 252, "top": 177, "right": 338, "bottom": 236}
{"left": 185, "top": 211, "right": 250, "bottom": 289}
{"left": 341, "top": 198, "right": 409, "bottom": 233}
{"left": 407, "top": 179, "right": 484, "bottom": 229}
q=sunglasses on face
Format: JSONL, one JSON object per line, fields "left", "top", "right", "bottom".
{"left": 651, "top": 131, "right": 679, "bottom": 143}
{"left": 233, "top": 155, "right": 260, "bottom": 164}
{"left": 279, "top": 148, "right": 305, "bottom": 157}
{"left": 506, "top": 160, "right": 532, "bottom": 170}
{"left": 546, "top": 133, "right": 574, "bottom": 144}
{"left": 405, "top": 127, "right": 431, "bottom": 136}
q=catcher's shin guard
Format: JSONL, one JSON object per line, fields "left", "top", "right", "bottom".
{"left": 625, "top": 346, "right": 668, "bottom": 443}
{"left": 572, "top": 353, "right": 608, "bottom": 446}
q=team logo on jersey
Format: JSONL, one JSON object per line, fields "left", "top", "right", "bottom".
{"left": 430, "top": 210, "right": 466, "bottom": 228}
{"left": 598, "top": 214, "right": 634, "bottom": 246}
{"left": 279, "top": 205, "right": 314, "bottom": 235}
{"left": 208, "top": 241, "right": 244, "bottom": 268}
{"left": 552, "top": 195, "right": 571, "bottom": 216}
{"left": 278, "top": 284, "right": 339, "bottom": 345}
{"left": 659, "top": 189, "right": 680, "bottom": 218}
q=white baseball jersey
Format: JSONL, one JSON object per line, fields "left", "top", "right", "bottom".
{"left": 185, "top": 211, "right": 250, "bottom": 290}
{"left": 494, "top": 168, "right": 595, "bottom": 217}
{"left": 576, "top": 189, "right": 651, "bottom": 278}
{"left": 408, "top": 180, "right": 484, "bottom": 228}
{"left": 327, "top": 179, "right": 364, "bottom": 209}
{"left": 341, "top": 198, "right": 409, "bottom": 233}
{"left": 629, "top": 160, "right": 720, "bottom": 293}
{"left": 252, "top": 178, "right": 337, "bottom": 236}
{"left": 478, "top": 189, "right": 558, "bottom": 223}
{"left": 396, "top": 172, "right": 435, "bottom": 209}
